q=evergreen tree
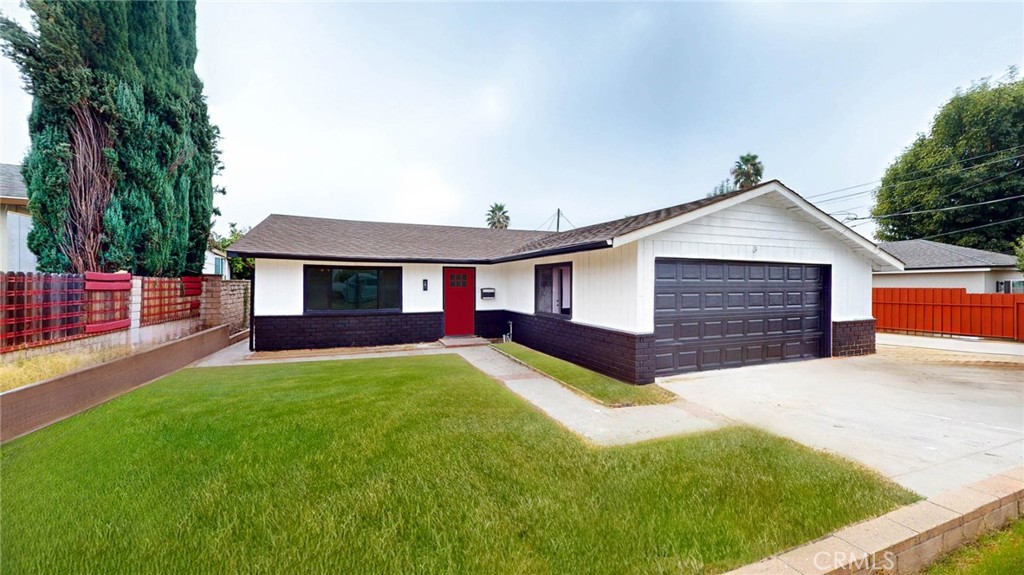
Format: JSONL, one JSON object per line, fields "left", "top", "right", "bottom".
{"left": 0, "top": 0, "right": 221, "bottom": 275}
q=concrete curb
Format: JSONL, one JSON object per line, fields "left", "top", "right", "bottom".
{"left": 726, "top": 466, "right": 1024, "bottom": 575}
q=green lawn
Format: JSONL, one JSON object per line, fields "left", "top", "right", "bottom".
{"left": 493, "top": 342, "right": 676, "bottom": 406}
{"left": 924, "top": 519, "right": 1024, "bottom": 575}
{"left": 1, "top": 354, "right": 917, "bottom": 574}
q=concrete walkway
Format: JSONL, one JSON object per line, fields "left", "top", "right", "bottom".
{"left": 192, "top": 341, "right": 723, "bottom": 446}
{"left": 878, "top": 332, "right": 1024, "bottom": 357}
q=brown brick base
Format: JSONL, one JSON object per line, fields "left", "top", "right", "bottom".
{"left": 253, "top": 312, "right": 443, "bottom": 351}
{"left": 832, "top": 319, "right": 876, "bottom": 357}
{"left": 507, "top": 312, "right": 655, "bottom": 384}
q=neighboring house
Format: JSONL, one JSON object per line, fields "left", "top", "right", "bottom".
{"left": 229, "top": 180, "right": 903, "bottom": 383}
{"left": 204, "top": 246, "right": 231, "bottom": 279}
{"left": 0, "top": 163, "right": 37, "bottom": 272}
{"left": 875, "top": 239, "right": 1022, "bottom": 294}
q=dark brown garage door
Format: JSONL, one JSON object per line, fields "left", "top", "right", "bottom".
{"left": 654, "top": 259, "right": 827, "bottom": 375}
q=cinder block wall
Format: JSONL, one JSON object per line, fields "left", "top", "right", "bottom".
{"left": 200, "top": 276, "right": 250, "bottom": 334}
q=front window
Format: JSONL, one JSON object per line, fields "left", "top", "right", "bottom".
{"left": 304, "top": 266, "right": 401, "bottom": 312}
{"left": 535, "top": 263, "right": 572, "bottom": 317}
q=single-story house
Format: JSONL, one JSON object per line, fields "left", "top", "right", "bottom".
{"left": 0, "top": 163, "right": 37, "bottom": 273}
{"left": 229, "top": 180, "right": 904, "bottom": 383}
{"left": 204, "top": 245, "right": 231, "bottom": 279}
{"left": 874, "top": 239, "right": 1022, "bottom": 294}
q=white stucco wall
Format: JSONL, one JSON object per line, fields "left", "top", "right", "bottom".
{"left": 635, "top": 194, "right": 876, "bottom": 332}
{"left": 872, "top": 269, "right": 1023, "bottom": 293}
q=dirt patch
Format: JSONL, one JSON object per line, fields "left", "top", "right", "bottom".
{"left": 250, "top": 342, "right": 443, "bottom": 361}
{"left": 877, "top": 344, "right": 1024, "bottom": 369}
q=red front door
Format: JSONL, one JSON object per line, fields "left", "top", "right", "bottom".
{"left": 443, "top": 267, "right": 475, "bottom": 336}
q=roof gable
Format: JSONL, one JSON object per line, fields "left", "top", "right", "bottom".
{"left": 609, "top": 181, "right": 904, "bottom": 271}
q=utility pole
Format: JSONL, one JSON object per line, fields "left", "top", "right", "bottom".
{"left": 556, "top": 208, "right": 561, "bottom": 232}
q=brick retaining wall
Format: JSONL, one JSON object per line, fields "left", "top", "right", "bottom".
{"left": 507, "top": 312, "right": 656, "bottom": 384}
{"left": 0, "top": 325, "right": 230, "bottom": 442}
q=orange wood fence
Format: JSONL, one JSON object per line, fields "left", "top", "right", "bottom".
{"left": 873, "top": 288, "right": 1024, "bottom": 342}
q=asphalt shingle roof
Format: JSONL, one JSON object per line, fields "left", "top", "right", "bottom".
{"left": 877, "top": 239, "right": 1017, "bottom": 269}
{"left": 0, "top": 163, "right": 27, "bottom": 200}
{"left": 228, "top": 180, "right": 772, "bottom": 263}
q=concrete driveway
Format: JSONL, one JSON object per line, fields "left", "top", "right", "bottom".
{"left": 658, "top": 343, "right": 1023, "bottom": 497}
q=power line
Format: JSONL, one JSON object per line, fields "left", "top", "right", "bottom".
{"left": 864, "top": 192, "right": 1024, "bottom": 221}
{"left": 829, "top": 167, "right": 1024, "bottom": 221}
{"left": 812, "top": 152, "right": 1024, "bottom": 206}
{"left": 804, "top": 144, "right": 1024, "bottom": 201}
{"left": 916, "top": 215, "right": 1024, "bottom": 241}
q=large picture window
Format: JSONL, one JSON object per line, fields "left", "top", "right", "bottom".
{"left": 304, "top": 266, "right": 401, "bottom": 312}
{"left": 535, "top": 263, "right": 572, "bottom": 317}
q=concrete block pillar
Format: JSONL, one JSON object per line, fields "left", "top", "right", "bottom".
{"left": 200, "top": 275, "right": 223, "bottom": 328}
{"left": 128, "top": 277, "right": 143, "bottom": 348}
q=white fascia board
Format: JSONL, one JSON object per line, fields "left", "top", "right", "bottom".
{"left": 611, "top": 181, "right": 906, "bottom": 272}
{"left": 873, "top": 267, "right": 995, "bottom": 275}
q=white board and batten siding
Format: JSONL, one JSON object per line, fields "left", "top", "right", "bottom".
{"left": 634, "top": 194, "right": 875, "bottom": 333}
{"left": 490, "top": 243, "right": 640, "bottom": 333}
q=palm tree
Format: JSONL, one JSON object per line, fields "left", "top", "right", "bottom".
{"left": 486, "top": 203, "right": 510, "bottom": 229}
{"left": 730, "top": 153, "right": 764, "bottom": 190}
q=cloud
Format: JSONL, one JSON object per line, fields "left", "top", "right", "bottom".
{"left": 472, "top": 83, "right": 512, "bottom": 130}
{"left": 384, "top": 162, "right": 464, "bottom": 224}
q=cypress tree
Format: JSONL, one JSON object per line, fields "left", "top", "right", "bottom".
{"left": 0, "top": 0, "right": 221, "bottom": 275}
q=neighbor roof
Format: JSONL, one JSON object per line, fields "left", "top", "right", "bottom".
{"left": 0, "top": 163, "right": 27, "bottom": 201}
{"left": 228, "top": 183, "right": 757, "bottom": 263}
{"left": 877, "top": 239, "right": 1017, "bottom": 270}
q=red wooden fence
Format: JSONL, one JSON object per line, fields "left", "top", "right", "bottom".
{"left": 1, "top": 271, "right": 131, "bottom": 353}
{"left": 873, "top": 287, "right": 1024, "bottom": 342}
{"left": 140, "top": 276, "right": 202, "bottom": 326}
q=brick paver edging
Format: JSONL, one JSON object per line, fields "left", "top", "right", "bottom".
{"left": 726, "top": 466, "right": 1024, "bottom": 575}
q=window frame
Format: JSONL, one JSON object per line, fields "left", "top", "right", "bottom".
{"left": 534, "top": 262, "right": 573, "bottom": 320}
{"left": 302, "top": 264, "right": 403, "bottom": 315}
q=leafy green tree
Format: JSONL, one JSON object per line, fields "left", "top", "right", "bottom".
{"left": 872, "top": 72, "right": 1024, "bottom": 253}
{"left": 486, "top": 203, "right": 510, "bottom": 229}
{"left": 730, "top": 153, "right": 764, "bottom": 190}
{"left": 708, "top": 178, "right": 737, "bottom": 198}
{"left": 212, "top": 222, "right": 253, "bottom": 280}
{"left": 1015, "top": 234, "right": 1024, "bottom": 273}
{"left": 0, "top": 0, "right": 221, "bottom": 275}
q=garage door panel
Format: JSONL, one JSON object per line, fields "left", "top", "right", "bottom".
{"left": 654, "top": 258, "right": 826, "bottom": 376}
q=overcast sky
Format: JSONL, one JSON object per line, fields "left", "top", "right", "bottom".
{"left": 1, "top": 1, "right": 1021, "bottom": 239}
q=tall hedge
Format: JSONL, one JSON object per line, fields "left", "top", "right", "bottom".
{"left": 0, "top": 0, "right": 221, "bottom": 275}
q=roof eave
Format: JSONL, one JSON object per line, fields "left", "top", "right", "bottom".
{"left": 230, "top": 239, "right": 614, "bottom": 265}
{"left": 610, "top": 181, "right": 906, "bottom": 272}
{"left": 873, "top": 265, "right": 1019, "bottom": 273}
{"left": 489, "top": 240, "right": 613, "bottom": 263}
{"left": 227, "top": 250, "right": 494, "bottom": 265}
